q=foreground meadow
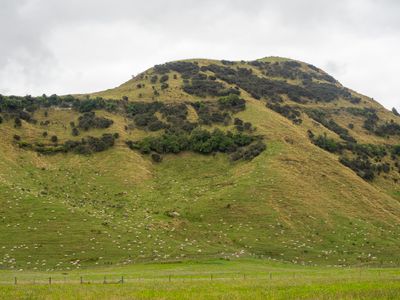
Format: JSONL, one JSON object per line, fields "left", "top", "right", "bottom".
{"left": 0, "top": 259, "right": 399, "bottom": 299}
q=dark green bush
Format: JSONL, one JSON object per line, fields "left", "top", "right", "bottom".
{"left": 159, "top": 75, "right": 169, "bottom": 83}
{"left": 150, "top": 75, "right": 158, "bottom": 84}
{"left": 78, "top": 112, "right": 113, "bottom": 130}
{"left": 126, "top": 128, "right": 259, "bottom": 159}
{"left": 50, "top": 135, "right": 58, "bottom": 143}
{"left": 151, "top": 153, "right": 163, "bottom": 162}
{"left": 339, "top": 156, "right": 375, "bottom": 180}
{"left": 312, "top": 134, "right": 341, "bottom": 153}
{"left": 72, "top": 127, "right": 80, "bottom": 136}
{"left": 14, "top": 117, "right": 22, "bottom": 128}
{"left": 218, "top": 94, "right": 246, "bottom": 112}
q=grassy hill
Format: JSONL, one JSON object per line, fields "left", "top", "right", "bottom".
{"left": 0, "top": 57, "right": 399, "bottom": 272}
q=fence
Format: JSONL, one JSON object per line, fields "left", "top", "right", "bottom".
{"left": 0, "top": 269, "right": 393, "bottom": 286}
{"left": 1, "top": 272, "right": 283, "bottom": 285}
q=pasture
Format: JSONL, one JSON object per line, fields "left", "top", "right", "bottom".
{"left": 1, "top": 259, "right": 399, "bottom": 299}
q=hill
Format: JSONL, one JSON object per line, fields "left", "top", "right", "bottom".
{"left": 0, "top": 57, "right": 399, "bottom": 271}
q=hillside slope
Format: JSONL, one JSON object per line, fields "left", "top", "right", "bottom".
{"left": 0, "top": 57, "right": 399, "bottom": 271}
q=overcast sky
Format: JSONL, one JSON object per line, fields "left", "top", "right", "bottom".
{"left": 1, "top": 0, "right": 399, "bottom": 109}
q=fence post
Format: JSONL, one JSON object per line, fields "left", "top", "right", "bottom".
{"left": 269, "top": 272, "right": 272, "bottom": 280}
{"left": 80, "top": 276, "right": 83, "bottom": 284}
{"left": 121, "top": 276, "right": 124, "bottom": 284}
{"left": 49, "top": 277, "right": 51, "bottom": 285}
{"left": 103, "top": 276, "right": 106, "bottom": 284}
{"left": 14, "top": 277, "right": 17, "bottom": 285}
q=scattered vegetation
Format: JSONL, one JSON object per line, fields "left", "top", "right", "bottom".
{"left": 306, "top": 109, "right": 356, "bottom": 142}
{"left": 78, "top": 112, "right": 114, "bottom": 131}
{"left": 17, "top": 133, "right": 119, "bottom": 155}
{"left": 267, "top": 103, "right": 302, "bottom": 124}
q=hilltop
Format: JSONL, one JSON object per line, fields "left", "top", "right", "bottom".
{"left": 0, "top": 57, "right": 399, "bottom": 271}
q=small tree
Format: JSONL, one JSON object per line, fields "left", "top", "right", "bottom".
{"left": 151, "top": 153, "right": 162, "bottom": 163}
{"left": 14, "top": 117, "right": 22, "bottom": 128}
{"left": 50, "top": 135, "right": 58, "bottom": 143}
{"left": 159, "top": 74, "right": 169, "bottom": 83}
{"left": 150, "top": 75, "right": 158, "bottom": 84}
{"left": 393, "top": 107, "right": 400, "bottom": 117}
{"left": 42, "top": 131, "right": 48, "bottom": 137}
{"left": 72, "top": 127, "right": 79, "bottom": 136}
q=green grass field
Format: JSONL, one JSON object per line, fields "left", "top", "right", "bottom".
{"left": 1, "top": 259, "right": 399, "bottom": 299}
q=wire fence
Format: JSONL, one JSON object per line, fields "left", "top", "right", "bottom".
{"left": 1, "top": 270, "right": 398, "bottom": 286}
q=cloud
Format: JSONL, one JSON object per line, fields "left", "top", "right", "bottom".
{"left": 0, "top": 0, "right": 398, "bottom": 109}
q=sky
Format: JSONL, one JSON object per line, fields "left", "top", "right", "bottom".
{"left": 1, "top": 0, "right": 399, "bottom": 109}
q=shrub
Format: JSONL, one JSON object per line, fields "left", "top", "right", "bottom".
{"left": 339, "top": 156, "right": 375, "bottom": 180}
{"left": 150, "top": 75, "right": 158, "bottom": 84}
{"left": 126, "top": 128, "right": 261, "bottom": 160}
{"left": 78, "top": 112, "right": 113, "bottom": 130}
{"left": 134, "top": 113, "right": 158, "bottom": 127}
{"left": 231, "top": 142, "right": 266, "bottom": 161}
{"left": 375, "top": 121, "right": 400, "bottom": 136}
{"left": 127, "top": 102, "right": 163, "bottom": 116}
{"left": 14, "top": 117, "right": 22, "bottom": 128}
{"left": 306, "top": 109, "right": 355, "bottom": 142}
{"left": 243, "top": 122, "right": 252, "bottom": 131}
{"left": 72, "top": 127, "right": 80, "bottom": 136}
{"left": 267, "top": 103, "right": 302, "bottom": 124}
{"left": 393, "top": 145, "right": 400, "bottom": 156}
{"left": 183, "top": 76, "right": 228, "bottom": 97}
{"left": 42, "top": 131, "right": 48, "bottom": 137}
{"left": 151, "top": 153, "right": 163, "bottom": 162}
{"left": 50, "top": 135, "right": 58, "bottom": 143}
{"left": 392, "top": 107, "right": 400, "bottom": 116}
{"left": 160, "top": 103, "right": 188, "bottom": 121}
{"left": 312, "top": 134, "right": 341, "bottom": 153}
{"left": 234, "top": 118, "right": 243, "bottom": 126}
{"left": 159, "top": 74, "right": 169, "bottom": 83}
{"left": 154, "top": 61, "right": 200, "bottom": 78}
{"left": 13, "top": 134, "right": 21, "bottom": 141}
{"left": 218, "top": 94, "right": 246, "bottom": 112}
{"left": 148, "top": 120, "right": 166, "bottom": 131}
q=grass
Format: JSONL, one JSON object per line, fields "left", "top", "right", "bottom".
{"left": 1, "top": 259, "right": 400, "bottom": 299}
{"left": 0, "top": 100, "right": 400, "bottom": 271}
{"left": 0, "top": 57, "right": 399, "bottom": 273}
